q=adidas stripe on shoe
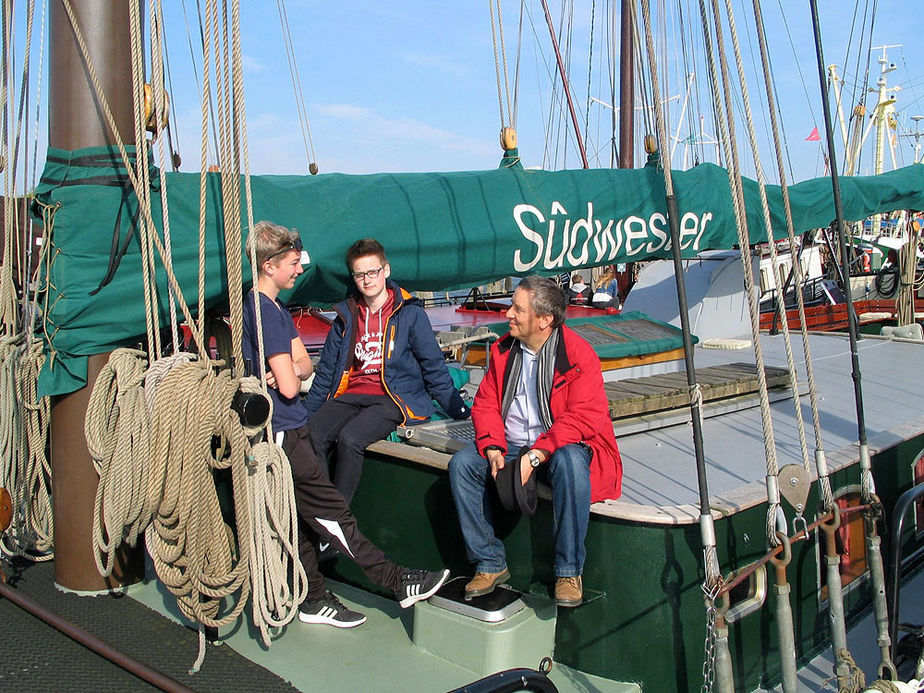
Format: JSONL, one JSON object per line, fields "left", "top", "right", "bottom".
{"left": 298, "top": 591, "right": 366, "bottom": 628}
{"left": 396, "top": 568, "right": 450, "bottom": 608}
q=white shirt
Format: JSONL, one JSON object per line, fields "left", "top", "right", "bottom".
{"left": 504, "top": 346, "right": 544, "bottom": 449}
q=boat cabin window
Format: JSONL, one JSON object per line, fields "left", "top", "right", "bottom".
{"left": 819, "top": 488, "right": 868, "bottom": 602}
{"left": 723, "top": 563, "right": 768, "bottom": 624}
{"left": 913, "top": 448, "right": 924, "bottom": 539}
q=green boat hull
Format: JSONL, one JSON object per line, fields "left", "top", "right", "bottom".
{"left": 322, "top": 433, "right": 924, "bottom": 692}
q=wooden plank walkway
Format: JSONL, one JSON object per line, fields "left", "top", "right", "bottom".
{"left": 604, "top": 363, "right": 791, "bottom": 419}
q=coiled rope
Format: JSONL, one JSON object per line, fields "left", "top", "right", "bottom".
{"left": 85, "top": 347, "right": 154, "bottom": 576}
{"left": 0, "top": 335, "right": 52, "bottom": 560}
{"left": 145, "top": 359, "right": 252, "bottom": 633}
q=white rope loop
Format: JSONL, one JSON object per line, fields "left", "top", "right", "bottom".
{"left": 85, "top": 347, "right": 152, "bottom": 576}
{"left": 247, "top": 439, "right": 307, "bottom": 646}
{"left": 0, "top": 334, "right": 53, "bottom": 560}
{"left": 145, "top": 359, "right": 252, "bottom": 628}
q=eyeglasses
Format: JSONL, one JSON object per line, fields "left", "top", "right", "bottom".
{"left": 266, "top": 237, "right": 303, "bottom": 262}
{"left": 352, "top": 266, "right": 384, "bottom": 281}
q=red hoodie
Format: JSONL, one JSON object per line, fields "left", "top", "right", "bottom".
{"left": 345, "top": 289, "right": 395, "bottom": 396}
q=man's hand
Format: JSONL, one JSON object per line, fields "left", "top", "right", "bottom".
{"left": 265, "top": 371, "right": 277, "bottom": 389}
{"left": 486, "top": 448, "right": 505, "bottom": 480}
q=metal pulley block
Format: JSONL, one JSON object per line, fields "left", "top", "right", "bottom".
{"left": 778, "top": 464, "right": 812, "bottom": 515}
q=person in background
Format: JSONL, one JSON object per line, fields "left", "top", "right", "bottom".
{"left": 305, "top": 238, "right": 470, "bottom": 505}
{"left": 448, "top": 276, "right": 622, "bottom": 607}
{"left": 243, "top": 221, "right": 448, "bottom": 628}
{"left": 591, "top": 266, "right": 620, "bottom": 309}
{"left": 568, "top": 272, "right": 591, "bottom": 305}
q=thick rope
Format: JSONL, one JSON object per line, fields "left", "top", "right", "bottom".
{"left": 129, "top": 1, "right": 160, "bottom": 358}
{"left": 228, "top": 0, "right": 306, "bottom": 641}
{"left": 720, "top": 0, "right": 811, "bottom": 479}
{"left": 85, "top": 347, "right": 153, "bottom": 576}
{"left": 695, "top": 0, "right": 782, "bottom": 547}
{"left": 489, "top": 0, "right": 514, "bottom": 130}
{"left": 835, "top": 648, "right": 866, "bottom": 692}
{"left": 0, "top": 3, "right": 19, "bottom": 336}
{"left": 637, "top": 0, "right": 721, "bottom": 586}
{"left": 145, "top": 359, "right": 252, "bottom": 630}
{"left": 149, "top": 0, "right": 180, "bottom": 350}
{"left": 246, "top": 438, "right": 308, "bottom": 646}
{"left": 0, "top": 336, "right": 52, "bottom": 560}
{"left": 750, "top": 0, "right": 833, "bottom": 510}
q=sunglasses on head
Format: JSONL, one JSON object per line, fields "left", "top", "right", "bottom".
{"left": 266, "top": 237, "right": 303, "bottom": 262}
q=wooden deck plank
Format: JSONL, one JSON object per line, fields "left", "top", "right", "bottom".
{"left": 606, "top": 363, "right": 792, "bottom": 419}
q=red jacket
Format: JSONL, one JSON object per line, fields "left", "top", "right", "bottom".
{"left": 472, "top": 325, "right": 622, "bottom": 503}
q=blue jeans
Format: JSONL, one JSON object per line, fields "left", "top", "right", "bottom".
{"left": 448, "top": 442, "right": 591, "bottom": 577}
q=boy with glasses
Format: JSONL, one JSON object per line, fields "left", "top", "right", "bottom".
{"left": 243, "top": 223, "right": 449, "bottom": 627}
{"left": 305, "top": 238, "right": 470, "bottom": 509}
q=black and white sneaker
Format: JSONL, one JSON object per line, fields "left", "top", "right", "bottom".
{"left": 298, "top": 591, "right": 366, "bottom": 628}
{"left": 395, "top": 568, "right": 450, "bottom": 608}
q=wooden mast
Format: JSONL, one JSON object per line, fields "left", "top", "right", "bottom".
{"left": 618, "top": 0, "right": 634, "bottom": 169}
{"left": 616, "top": 0, "right": 636, "bottom": 299}
{"left": 48, "top": 0, "right": 143, "bottom": 590}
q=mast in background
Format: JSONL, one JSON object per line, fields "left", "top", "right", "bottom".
{"left": 616, "top": 0, "right": 635, "bottom": 300}
{"left": 618, "top": 0, "right": 633, "bottom": 169}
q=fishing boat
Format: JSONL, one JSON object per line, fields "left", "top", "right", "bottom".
{"left": 4, "top": 2, "right": 924, "bottom": 693}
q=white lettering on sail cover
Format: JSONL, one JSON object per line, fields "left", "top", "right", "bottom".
{"left": 512, "top": 201, "right": 714, "bottom": 272}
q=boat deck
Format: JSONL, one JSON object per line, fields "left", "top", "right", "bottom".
{"left": 606, "top": 330, "right": 924, "bottom": 524}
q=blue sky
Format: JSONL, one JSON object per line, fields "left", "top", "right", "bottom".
{"left": 14, "top": 1, "right": 924, "bottom": 188}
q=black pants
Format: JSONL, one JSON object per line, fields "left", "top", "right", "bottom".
{"left": 306, "top": 393, "right": 404, "bottom": 503}
{"left": 281, "top": 424, "right": 403, "bottom": 601}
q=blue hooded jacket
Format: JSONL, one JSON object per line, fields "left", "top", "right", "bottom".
{"left": 304, "top": 279, "right": 469, "bottom": 425}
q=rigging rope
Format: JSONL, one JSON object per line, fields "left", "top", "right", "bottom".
{"left": 227, "top": 0, "right": 308, "bottom": 644}
{"left": 750, "top": 0, "right": 835, "bottom": 512}
{"left": 276, "top": 0, "right": 318, "bottom": 173}
{"left": 719, "top": 0, "right": 821, "bottom": 518}
{"left": 149, "top": 0, "right": 180, "bottom": 350}
{"left": 58, "top": 0, "right": 206, "bottom": 353}
{"left": 489, "top": 0, "right": 515, "bottom": 131}
{"left": 0, "top": 0, "right": 52, "bottom": 563}
{"left": 696, "top": 0, "right": 785, "bottom": 549}
{"left": 638, "top": 0, "right": 719, "bottom": 586}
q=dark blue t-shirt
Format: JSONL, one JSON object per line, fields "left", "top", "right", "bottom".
{"left": 242, "top": 291, "right": 309, "bottom": 432}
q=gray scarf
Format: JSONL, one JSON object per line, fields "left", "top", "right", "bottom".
{"left": 500, "top": 328, "right": 559, "bottom": 431}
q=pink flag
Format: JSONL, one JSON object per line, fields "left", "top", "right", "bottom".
{"left": 805, "top": 126, "right": 821, "bottom": 142}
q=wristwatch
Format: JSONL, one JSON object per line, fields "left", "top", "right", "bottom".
{"left": 527, "top": 450, "right": 542, "bottom": 468}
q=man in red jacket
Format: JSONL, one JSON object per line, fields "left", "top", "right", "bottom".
{"left": 448, "top": 275, "right": 622, "bottom": 607}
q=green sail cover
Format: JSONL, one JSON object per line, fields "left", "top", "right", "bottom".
{"left": 479, "top": 311, "right": 696, "bottom": 359}
{"left": 32, "top": 146, "right": 924, "bottom": 395}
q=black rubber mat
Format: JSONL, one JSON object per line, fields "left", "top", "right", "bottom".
{"left": 0, "top": 558, "right": 298, "bottom": 692}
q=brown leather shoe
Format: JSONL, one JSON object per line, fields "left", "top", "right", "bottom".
{"left": 555, "top": 576, "right": 583, "bottom": 607}
{"left": 464, "top": 569, "right": 511, "bottom": 600}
